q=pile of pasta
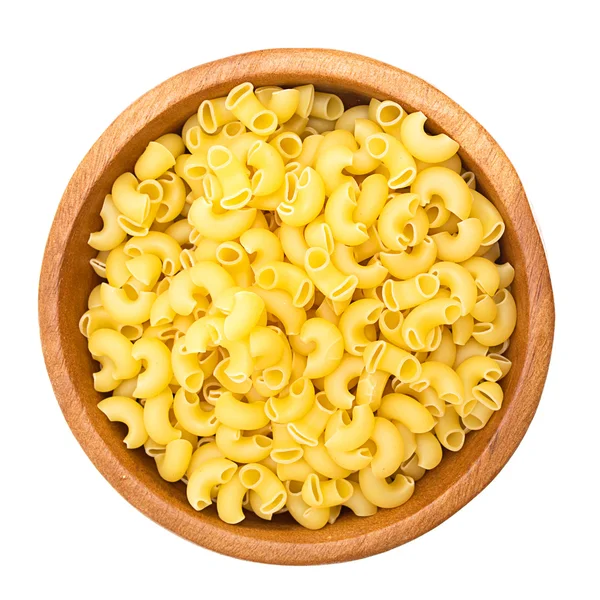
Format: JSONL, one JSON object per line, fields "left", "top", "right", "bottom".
{"left": 81, "top": 82, "right": 516, "bottom": 529}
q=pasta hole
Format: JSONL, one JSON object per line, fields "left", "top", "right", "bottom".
{"left": 323, "top": 95, "right": 344, "bottom": 120}
{"left": 442, "top": 392, "right": 460, "bottom": 405}
{"left": 139, "top": 181, "right": 163, "bottom": 202}
{"left": 285, "top": 174, "right": 298, "bottom": 202}
{"left": 306, "top": 248, "right": 328, "bottom": 270}
{"left": 256, "top": 435, "right": 272, "bottom": 449}
{"left": 262, "top": 492, "right": 286, "bottom": 514}
{"left": 120, "top": 325, "right": 141, "bottom": 340}
{"left": 417, "top": 274, "right": 439, "bottom": 297}
{"left": 330, "top": 276, "right": 357, "bottom": 301}
{"left": 291, "top": 378, "right": 307, "bottom": 395}
{"left": 186, "top": 165, "right": 207, "bottom": 179}
{"left": 307, "top": 474, "right": 323, "bottom": 504}
{"left": 382, "top": 310, "right": 401, "bottom": 329}
{"left": 473, "top": 323, "right": 493, "bottom": 334}
{"left": 240, "top": 466, "right": 262, "bottom": 488}
{"left": 444, "top": 304, "right": 461, "bottom": 323}
{"left": 252, "top": 112, "right": 277, "bottom": 134}
{"left": 184, "top": 372, "right": 203, "bottom": 391}
{"left": 263, "top": 367, "right": 285, "bottom": 389}
{"left": 367, "top": 306, "right": 383, "bottom": 322}
{"left": 199, "top": 102, "right": 216, "bottom": 132}
{"left": 208, "top": 147, "right": 231, "bottom": 170}
{"left": 287, "top": 481, "right": 303, "bottom": 495}
{"left": 295, "top": 281, "right": 313, "bottom": 307}
{"left": 226, "top": 83, "right": 252, "bottom": 109}
{"left": 156, "top": 204, "right": 169, "bottom": 221}
{"left": 279, "top": 136, "right": 302, "bottom": 158}
{"left": 256, "top": 267, "right": 277, "bottom": 288}
{"left": 316, "top": 394, "right": 336, "bottom": 413}
{"left": 446, "top": 431, "right": 465, "bottom": 452}
{"left": 463, "top": 399, "right": 477, "bottom": 416}
{"left": 122, "top": 283, "right": 139, "bottom": 301}
{"left": 298, "top": 168, "right": 311, "bottom": 187}
{"left": 378, "top": 103, "right": 402, "bottom": 126}
{"left": 365, "top": 341, "right": 385, "bottom": 372}
{"left": 216, "top": 246, "right": 241, "bottom": 264}
{"left": 389, "top": 168, "right": 416, "bottom": 189}
{"left": 183, "top": 391, "right": 198, "bottom": 405}
{"left": 221, "top": 465, "right": 237, "bottom": 483}
{"left": 222, "top": 121, "right": 245, "bottom": 138}
{"left": 483, "top": 223, "right": 505, "bottom": 245}
{"left": 406, "top": 330, "right": 420, "bottom": 349}
{"left": 399, "top": 358, "right": 419, "bottom": 381}
{"left": 186, "top": 127, "right": 202, "bottom": 151}
{"left": 366, "top": 136, "right": 388, "bottom": 159}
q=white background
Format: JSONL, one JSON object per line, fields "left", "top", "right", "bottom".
{"left": 2, "top": 1, "right": 598, "bottom": 598}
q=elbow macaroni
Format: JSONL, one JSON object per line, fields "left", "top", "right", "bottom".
{"left": 82, "top": 82, "right": 516, "bottom": 529}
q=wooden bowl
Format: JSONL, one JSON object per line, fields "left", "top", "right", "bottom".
{"left": 39, "top": 49, "right": 554, "bottom": 565}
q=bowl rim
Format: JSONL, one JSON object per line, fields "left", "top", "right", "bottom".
{"left": 39, "top": 48, "right": 555, "bottom": 565}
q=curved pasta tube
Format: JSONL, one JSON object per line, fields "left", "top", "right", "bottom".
{"left": 100, "top": 284, "right": 156, "bottom": 326}
{"left": 401, "top": 298, "right": 462, "bottom": 351}
{"left": 221, "top": 291, "right": 265, "bottom": 341}
{"left": 472, "top": 289, "right": 517, "bottom": 346}
{"left": 455, "top": 355, "right": 503, "bottom": 417}
{"left": 268, "top": 423, "right": 303, "bottom": 464}
{"left": 331, "top": 244, "right": 388, "bottom": 290}
{"left": 400, "top": 111, "right": 459, "bottom": 163}
{"left": 368, "top": 417, "right": 404, "bottom": 478}
{"left": 155, "top": 439, "right": 193, "bottom": 482}
{"left": 131, "top": 337, "right": 173, "bottom": 398}
{"left": 338, "top": 299, "right": 383, "bottom": 355}
{"left": 325, "top": 404, "right": 375, "bottom": 452}
{"left": 285, "top": 482, "right": 330, "bottom": 530}
{"left": 343, "top": 480, "right": 377, "bottom": 516}
{"left": 352, "top": 175, "right": 388, "bottom": 230}
{"left": 378, "top": 309, "right": 409, "bottom": 350}
{"left": 315, "top": 145, "right": 355, "bottom": 196}
{"left": 378, "top": 393, "right": 436, "bottom": 434}
{"left": 79, "top": 306, "right": 123, "bottom": 339}
{"left": 302, "top": 438, "right": 351, "bottom": 479}
{"left": 348, "top": 119, "right": 382, "bottom": 175}
{"left": 497, "top": 262, "right": 515, "bottom": 289}
{"left": 225, "top": 82, "right": 277, "bottom": 136}
{"left": 294, "top": 135, "right": 323, "bottom": 171}
{"left": 277, "top": 167, "right": 325, "bottom": 227}
{"left": 453, "top": 314, "right": 474, "bottom": 345}
{"left": 429, "top": 262, "right": 477, "bottom": 316}
{"left": 377, "top": 193, "right": 420, "bottom": 251}
{"left": 453, "top": 337, "right": 489, "bottom": 369}
{"left": 309, "top": 91, "right": 344, "bottom": 121}
{"left": 277, "top": 223, "right": 309, "bottom": 267}
{"left": 167, "top": 270, "right": 202, "bottom": 317}
{"left": 250, "top": 286, "right": 306, "bottom": 336}
{"left": 240, "top": 228, "right": 283, "bottom": 269}
{"left": 216, "top": 471, "right": 247, "bottom": 525}
{"left": 134, "top": 140, "right": 176, "bottom": 181}
{"left": 255, "top": 261, "right": 314, "bottom": 308}
{"left": 469, "top": 190, "right": 505, "bottom": 246}
{"left": 198, "top": 96, "right": 235, "bottom": 134}
{"left": 189, "top": 261, "right": 235, "bottom": 302}
{"left": 472, "top": 380, "right": 504, "bottom": 411}
{"left": 487, "top": 353, "right": 511, "bottom": 379}
{"left": 304, "top": 215, "right": 334, "bottom": 254}
{"left": 143, "top": 388, "right": 181, "bottom": 445}
{"left": 98, "top": 396, "right": 147, "bottom": 449}
{"left": 88, "top": 328, "right": 141, "bottom": 380}
{"left": 369, "top": 99, "right": 405, "bottom": 136}
{"left": 359, "top": 467, "right": 415, "bottom": 509}
{"left": 335, "top": 105, "right": 370, "bottom": 132}
{"left": 171, "top": 337, "right": 205, "bottom": 392}
{"left": 215, "top": 359, "right": 252, "bottom": 395}
{"left": 214, "top": 392, "right": 269, "bottom": 431}
{"left": 239, "top": 463, "right": 287, "bottom": 515}
{"left": 301, "top": 475, "right": 353, "bottom": 508}
{"left": 415, "top": 432, "right": 443, "bottom": 469}
{"left": 411, "top": 166, "right": 473, "bottom": 220}
{"left": 432, "top": 218, "right": 484, "bottom": 262}
{"left": 269, "top": 132, "right": 303, "bottom": 163}
{"left": 173, "top": 388, "right": 218, "bottom": 436}
{"left": 265, "top": 377, "right": 315, "bottom": 423}
{"left": 287, "top": 392, "right": 336, "bottom": 446}
{"left": 414, "top": 152, "right": 462, "bottom": 174}
{"left": 277, "top": 459, "right": 318, "bottom": 483}
{"left": 380, "top": 236, "right": 437, "bottom": 280}
{"left": 355, "top": 369, "right": 389, "bottom": 411}
{"left": 187, "top": 457, "right": 237, "bottom": 511}
{"left": 215, "top": 242, "right": 253, "bottom": 287}
{"left": 323, "top": 354, "right": 365, "bottom": 409}
{"left": 106, "top": 245, "right": 136, "bottom": 287}
{"left": 89, "top": 195, "right": 127, "bottom": 251}
{"left": 206, "top": 145, "right": 252, "bottom": 209}
{"left": 363, "top": 341, "right": 421, "bottom": 383}
{"left": 111, "top": 172, "right": 152, "bottom": 224}
{"left": 188, "top": 196, "right": 256, "bottom": 242}
{"left": 125, "top": 254, "right": 162, "bottom": 289}
{"left": 216, "top": 424, "right": 272, "bottom": 463}
{"left": 472, "top": 294, "right": 498, "bottom": 323}
{"left": 427, "top": 327, "right": 457, "bottom": 367}
{"left": 325, "top": 182, "right": 369, "bottom": 246}
{"left": 187, "top": 441, "right": 224, "bottom": 479}
{"left": 462, "top": 402, "right": 494, "bottom": 430}
{"left": 249, "top": 326, "right": 285, "bottom": 370}
{"left": 305, "top": 247, "right": 358, "bottom": 303}
{"left": 299, "top": 318, "right": 344, "bottom": 378}
{"left": 434, "top": 405, "right": 465, "bottom": 451}
{"left": 247, "top": 140, "right": 285, "bottom": 196}
{"left": 382, "top": 273, "right": 440, "bottom": 311}
{"left": 460, "top": 256, "right": 500, "bottom": 296}
{"left": 410, "top": 360, "right": 464, "bottom": 406}
{"left": 365, "top": 133, "right": 416, "bottom": 189}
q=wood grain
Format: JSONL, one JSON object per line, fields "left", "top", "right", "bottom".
{"left": 38, "top": 49, "right": 554, "bottom": 565}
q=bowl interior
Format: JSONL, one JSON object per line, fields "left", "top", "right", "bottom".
{"left": 43, "top": 50, "right": 551, "bottom": 564}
